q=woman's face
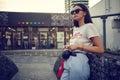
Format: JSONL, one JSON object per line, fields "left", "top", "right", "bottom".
{"left": 71, "top": 5, "right": 86, "bottom": 21}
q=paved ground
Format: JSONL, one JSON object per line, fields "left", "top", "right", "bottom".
{"left": 6, "top": 55, "right": 58, "bottom": 80}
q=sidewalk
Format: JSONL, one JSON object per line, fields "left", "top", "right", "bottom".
{"left": 3, "top": 49, "right": 120, "bottom": 80}
{"left": 7, "top": 55, "right": 57, "bottom": 80}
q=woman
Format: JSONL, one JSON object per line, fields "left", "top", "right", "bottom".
{"left": 60, "top": 3, "right": 104, "bottom": 80}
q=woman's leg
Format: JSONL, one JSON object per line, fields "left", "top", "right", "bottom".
{"left": 61, "top": 53, "right": 90, "bottom": 80}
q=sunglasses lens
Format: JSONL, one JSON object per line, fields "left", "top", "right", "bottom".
{"left": 76, "top": 9, "right": 80, "bottom": 14}
{"left": 71, "top": 11, "right": 74, "bottom": 15}
{"left": 71, "top": 9, "right": 82, "bottom": 15}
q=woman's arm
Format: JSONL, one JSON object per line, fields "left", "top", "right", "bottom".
{"left": 67, "top": 36, "right": 104, "bottom": 54}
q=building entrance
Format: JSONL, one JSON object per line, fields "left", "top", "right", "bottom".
{"left": 1, "top": 28, "right": 73, "bottom": 50}
{"left": 3, "top": 31, "right": 22, "bottom": 50}
{"left": 38, "top": 31, "right": 56, "bottom": 49}
{"left": 30, "top": 31, "right": 57, "bottom": 49}
{"left": 12, "top": 31, "right": 22, "bottom": 49}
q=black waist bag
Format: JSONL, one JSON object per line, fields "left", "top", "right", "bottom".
{"left": 53, "top": 50, "right": 76, "bottom": 80}
{"left": 0, "top": 53, "right": 19, "bottom": 80}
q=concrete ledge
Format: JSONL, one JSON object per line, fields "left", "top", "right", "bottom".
{"left": 1, "top": 49, "right": 63, "bottom": 57}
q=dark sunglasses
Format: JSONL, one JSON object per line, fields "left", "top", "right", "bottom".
{"left": 71, "top": 9, "right": 83, "bottom": 15}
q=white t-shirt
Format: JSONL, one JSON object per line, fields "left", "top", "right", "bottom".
{"left": 70, "top": 23, "right": 99, "bottom": 47}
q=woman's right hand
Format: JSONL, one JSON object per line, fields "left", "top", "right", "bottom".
{"left": 63, "top": 45, "right": 70, "bottom": 50}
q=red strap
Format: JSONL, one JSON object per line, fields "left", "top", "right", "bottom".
{"left": 57, "top": 59, "right": 64, "bottom": 78}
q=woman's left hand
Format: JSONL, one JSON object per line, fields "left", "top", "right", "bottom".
{"left": 69, "top": 44, "right": 84, "bottom": 51}
{"left": 69, "top": 44, "right": 78, "bottom": 51}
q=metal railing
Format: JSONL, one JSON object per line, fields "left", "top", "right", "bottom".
{"left": 91, "top": 13, "right": 120, "bottom": 49}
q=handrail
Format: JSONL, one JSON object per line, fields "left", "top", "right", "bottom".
{"left": 91, "top": 13, "right": 120, "bottom": 49}
{"left": 91, "top": 13, "right": 120, "bottom": 18}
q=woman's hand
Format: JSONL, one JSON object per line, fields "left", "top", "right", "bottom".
{"left": 64, "top": 44, "right": 83, "bottom": 51}
{"left": 63, "top": 45, "right": 71, "bottom": 50}
{"left": 68, "top": 44, "right": 77, "bottom": 51}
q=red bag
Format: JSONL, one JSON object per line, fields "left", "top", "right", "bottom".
{"left": 57, "top": 59, "right": 64, "bottom": 78}
{"left": 53, "top": 50, "right": 76, "bottom": 80}
{"left": 53, "top": 53, "right": 64, "bottom": 80}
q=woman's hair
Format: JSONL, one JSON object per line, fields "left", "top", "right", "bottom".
{"left": 72, "top": 3, "right": 93, "bottom": 27}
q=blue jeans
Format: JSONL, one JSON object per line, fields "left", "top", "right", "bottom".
{"left": 60, "top": 53, "right": 90, "bottom": 80}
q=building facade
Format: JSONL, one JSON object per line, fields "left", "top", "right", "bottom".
{"left": 0, "top": 12, "right": 73, "bottom": 50}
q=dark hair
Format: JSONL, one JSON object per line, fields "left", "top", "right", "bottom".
{"left": 72, "top": 3, "right": 93, "bottom": 27}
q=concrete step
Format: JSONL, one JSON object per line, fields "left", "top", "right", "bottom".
{"left": 1, "top": 49, "right": 63, "bottom": 57}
